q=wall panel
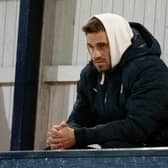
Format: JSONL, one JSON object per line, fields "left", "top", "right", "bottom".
{"left": 0, "top": 0, "right": 20, "bottom": 151}
{"left": 35, "top": 0, "right": 77, "bottom": 149}
{"left": 73, "top": 0, "right": 92, "bottom": 64}
{"left": 0, "top": 1, "right": 6, "bottom": 66}
{"left": 102, "top": 0, "right": 113, "bottom": 13}
{"left": 91, "top": 0, "right": 102, "bottom": 15}
{"left": 163, "top": 0, "right": 168, "bottom": 64}
{"left": 113, "top": 0, "right": 124, "bottom": 16}
{"left": 133, "top": 0, "right": 145, "bottom": 23}
{"left": 153, "top": 0, "right": 167, "bottom": 58}
{"left": 143, "top": 0, "right": 156, "bottom": 33}
{"left": 52, "top": 0, "right": 76, "bottom": 65}
{"left": 123, "top": 0, "right": 135, "bottom": 20}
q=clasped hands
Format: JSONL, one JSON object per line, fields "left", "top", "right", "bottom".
{"left": 47, "top": 121, "right": 76, "bottom": 150}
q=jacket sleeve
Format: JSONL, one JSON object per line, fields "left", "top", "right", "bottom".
{"left": 73, "top": 58, "right": 168, "bottom": 147}
{"left": 67, "top": 68, "right": 96, "bottom": 130}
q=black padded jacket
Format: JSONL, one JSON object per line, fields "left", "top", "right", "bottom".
{"left": 67, "top": 23, "right": 168, "bottom": 148}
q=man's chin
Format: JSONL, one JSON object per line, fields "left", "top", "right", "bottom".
{"left": 95, "top": 65, "right": 110, "bottom": 72}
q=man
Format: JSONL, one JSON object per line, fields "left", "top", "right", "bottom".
{"left": 47, "top": 13, "right": 168, "bottom": 150}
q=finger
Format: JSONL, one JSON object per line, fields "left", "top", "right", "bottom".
{"left": 47, "top": 131, "right": 52, "bottom": 137}
{"left": 50, "top": 143, "right": 64, "bottom": 150}
{"left": 46, "top": 138, "right": 51, "bottom": 146}
{"left": 47, "top": 137, "right": 64, "bottom": 145}
{"left": 53, "top": 124, "right": 63, "bottom": 130}
{"left": 47, "top": 125, "right": 59, "bottom": 135}
{"left": 47, "top": 127, "right": 58, "bottom": 136}
{"left": 60, "top": 121, "right": 68, "bottom": 127}
{"left": 47, "top": 130, "right": 59, "bottom": 140}
{"left": 50, "top": 128, "right": 62, "bottom": 137}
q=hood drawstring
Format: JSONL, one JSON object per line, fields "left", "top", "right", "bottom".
{"left": 100, "top": 72, "right": 105, "bottom": 85}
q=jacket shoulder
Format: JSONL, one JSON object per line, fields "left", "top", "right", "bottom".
{"left": 121, "top": 56, "right": 168, "bottom": 91}
{"left": 122, "top": 56, "right": 168, "bottom": 78}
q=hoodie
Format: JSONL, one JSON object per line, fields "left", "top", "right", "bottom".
{"left": 67, "top": 13, "right": 168, "bottom": 148}
{"left": 94, "top": 13, "right": 133, "bottom": 68}
{"left": 94, "top": 13, "right": 133, "bottom": 85}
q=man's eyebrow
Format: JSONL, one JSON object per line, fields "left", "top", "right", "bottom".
{"left": 87, "top": 43, "right": 93, "bottom": 46}
{"left": 87, "top": 42, "right": 108, "bottom": 46}
{"left": 96, "top": 42, "right": 108, "bottom": 46}
{"left": 97, "top": 42, "right": 107, "bottom": 44}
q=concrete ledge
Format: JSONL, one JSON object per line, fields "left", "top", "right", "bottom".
{"left": 1, "top": 147, "right": 168, "bottom": 167}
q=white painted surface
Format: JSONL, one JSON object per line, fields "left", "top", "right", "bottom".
{"left": 73, "top": 0, "right": 92, "bottom": 65}
{"left": 143, "top": 0, "right": 156, "bottom": 33}
{"left": 34, "top": 0, "right": 77, "bottom": 149}
{"left": 0, "top": 0, "right": 20, "bottom": 151}
{"left": 102, "top": 0, "right": 113, "bottom": 13}
{"left": 133, "top": 0, "right": 145, "bottom": 23}
{"left": 163, "top": 0, "right": 168, "bottom": 65}
{"left": 43, "top": 65, "right": 83, "bottom": 82}
{"left": 123, "top": 0, "right": 135, "bottom": 20}
{"left": 113, "top": 0, "right": 124, "bottom": 15}
{"left": 52, "top": 0, "right": 76, "bottom": 65}
{"left": 0, "top": 68, "right": 15, "bottom": 83}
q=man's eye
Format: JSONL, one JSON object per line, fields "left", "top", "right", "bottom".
{"left": 101, "top": 44, "right": 105, "bottom": 48}
{"left": 87, "top": 44, "right": 93, "bottom": 49}
{"left": 98, "top": 44, "right": 106, "bottom": 49}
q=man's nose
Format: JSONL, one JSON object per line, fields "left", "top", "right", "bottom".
{"left": 93, "top": 48, "right": 101, "bottom": 59}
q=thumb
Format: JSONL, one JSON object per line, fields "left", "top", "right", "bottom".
{"left": 60, "top": 121, "right": 68, "bottom": 127}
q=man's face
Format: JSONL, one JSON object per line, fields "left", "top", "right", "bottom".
{"left": 86, "top": 31, "right": 111, "bottom": 72}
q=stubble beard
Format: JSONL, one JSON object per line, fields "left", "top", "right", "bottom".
{"left": 94, "top": 63, "right": 110, "bottom": 72}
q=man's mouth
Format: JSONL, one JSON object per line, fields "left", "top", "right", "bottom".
{"left": 94, "top": 60, "right": 105, "bottom": 64}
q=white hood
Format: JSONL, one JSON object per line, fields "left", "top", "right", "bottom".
{"left": 93, "top": 13, "right": 134, "bottom": 68}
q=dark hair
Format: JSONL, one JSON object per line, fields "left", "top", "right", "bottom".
{"left": 82, "top": 17, "right": 105, "bottom": 34}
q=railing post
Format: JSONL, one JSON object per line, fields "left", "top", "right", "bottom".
{"left": 11, "top": 0, "right": 44, "bottom": 150}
